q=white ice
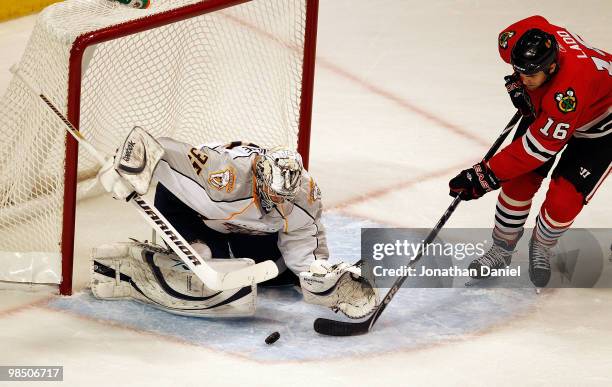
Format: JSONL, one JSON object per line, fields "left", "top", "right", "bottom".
{"left": 1, "top": 1, "right": 611, "bottom": 386}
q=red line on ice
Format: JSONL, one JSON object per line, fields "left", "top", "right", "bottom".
{"left": 317, "top": 58, "right": 491, "bottom": 148}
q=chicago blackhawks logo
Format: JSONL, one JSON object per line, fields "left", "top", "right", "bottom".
{"left": 555, "top": 88, "right": 577, "bottom": 113}
{"left": 208, "top": 168, "right": 236, "bottom": 192}
{"left": 498, "top": 31, "right": 515, "bottom": 49}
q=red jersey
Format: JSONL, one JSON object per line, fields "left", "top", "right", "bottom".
{"left": 489, "top": 15, "right": 611, "bottom": 181}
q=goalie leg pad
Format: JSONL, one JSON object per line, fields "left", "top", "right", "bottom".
{"left": 91, "top": 242, "right": 256, "bottom": 317}
{"left": 299, "top": 260, "right": 379, "bottom": 319}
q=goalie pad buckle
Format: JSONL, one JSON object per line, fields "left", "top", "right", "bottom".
{"left": 299, "top": 260, "right": 379, "bottom": 319}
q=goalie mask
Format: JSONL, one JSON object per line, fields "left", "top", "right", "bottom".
{"left": 255, "top": 147, "right": 303, "bottom": 212}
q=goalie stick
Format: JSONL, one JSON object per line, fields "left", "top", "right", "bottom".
{"left": 13, "top": 67, "right": 279, "bottom": 291}
{"left": 314, "top": 111, "right": 523, "bottom": 336}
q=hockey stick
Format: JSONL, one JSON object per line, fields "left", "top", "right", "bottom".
{"left": 12, "top": 67, "right": 279, "bottom": 291}
{"left": 314, "top": 111, "right": 523, "bottom": 336}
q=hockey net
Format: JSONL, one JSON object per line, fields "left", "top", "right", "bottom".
{"left": 0, "top": 0, "right": 317, "bottom": 295}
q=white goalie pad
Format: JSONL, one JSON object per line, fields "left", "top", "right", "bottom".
{"left": 90, "top": 242, "right": 256, "bottom": 317}
{"left": 299, "top": 260, "right": 379, "bottom": 319}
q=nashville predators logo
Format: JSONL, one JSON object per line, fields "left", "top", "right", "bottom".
{"left": 498, "top": 31, "right": 515, "bottom": 49}
{"left": 555, "top": 88, "right": 577, "bottom": 113}
{"left": 208, "top": 168, "right": 236, "bottom": 192}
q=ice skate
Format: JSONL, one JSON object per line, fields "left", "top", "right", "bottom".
{"left": 529, "top": 238, "right": 552, "bottom": 288}
{"left": 468, "top": 242, "right": 514, "bottom": 279}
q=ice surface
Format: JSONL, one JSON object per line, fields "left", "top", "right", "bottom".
{"left": 48, "top": 213, "right": 537, "bottom": 361}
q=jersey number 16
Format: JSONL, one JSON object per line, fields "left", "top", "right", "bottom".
{"left": 539, "top": 118, "right": 569, "bottom": 140}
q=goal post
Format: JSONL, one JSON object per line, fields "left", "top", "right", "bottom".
{"left": 0, "top": 0, "right": 318, "bottom": 295}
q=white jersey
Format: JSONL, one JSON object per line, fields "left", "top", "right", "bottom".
{"left": 153, "top": 138, "right": 329, "bottom": 274}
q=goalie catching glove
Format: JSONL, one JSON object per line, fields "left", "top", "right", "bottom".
{"left": 97, "top": 126, "right": 164, "bottom": 200}
{"left": 300, "top": 260, "right": 379, "bottom": 319}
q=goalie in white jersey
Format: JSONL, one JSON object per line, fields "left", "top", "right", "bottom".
{"left": 92, "top": 128, "right": 378, "bottom": 319}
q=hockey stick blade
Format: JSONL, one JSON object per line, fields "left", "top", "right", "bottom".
{"left": 219, "top": 260, "right": 279, "bottom": 289}
{"left": 314, "top": 317, "right": 370, "bottom": 336}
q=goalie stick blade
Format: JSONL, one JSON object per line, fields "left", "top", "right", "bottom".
{"left": 218, "top": 260, "right": 279, "bottom": 289}
{"left": 313, "top": 317, "right": 371, "bottom": 336}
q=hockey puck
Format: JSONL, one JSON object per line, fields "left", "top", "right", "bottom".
{"left": 265, "top": 331, "right": 280, "bottom": 345}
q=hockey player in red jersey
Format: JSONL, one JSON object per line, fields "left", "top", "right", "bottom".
{"left": 448, "top": 16, "right": 611, "bottom": 287}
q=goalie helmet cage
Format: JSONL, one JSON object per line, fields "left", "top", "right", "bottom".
{"left": 0, "top": 0, "right": 318, "bottom": 295}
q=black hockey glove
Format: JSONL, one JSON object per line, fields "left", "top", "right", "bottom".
{"left": 504, "top": 73, "right": 535, "bottom": 118}
{"left": 449, "top": 161, "right": 501, "bottom": 201}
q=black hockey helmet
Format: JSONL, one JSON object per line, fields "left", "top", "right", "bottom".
{"left": 511, "top": 28, "right": 558, "bottom": 75}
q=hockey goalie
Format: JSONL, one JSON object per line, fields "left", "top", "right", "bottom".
{"left": 91, "top": 127, "right": 378, "bottom": 318}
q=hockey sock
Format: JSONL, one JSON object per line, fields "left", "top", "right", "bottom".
{"left": 534, "top": 177, "right": 583, "bottom": 246}
{"left": 493, "top": 173, "right": 543, "bottom": 248}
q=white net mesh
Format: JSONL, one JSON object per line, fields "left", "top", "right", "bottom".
{"left": 0, "top": 0, "right": 311, "bottom": 287}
